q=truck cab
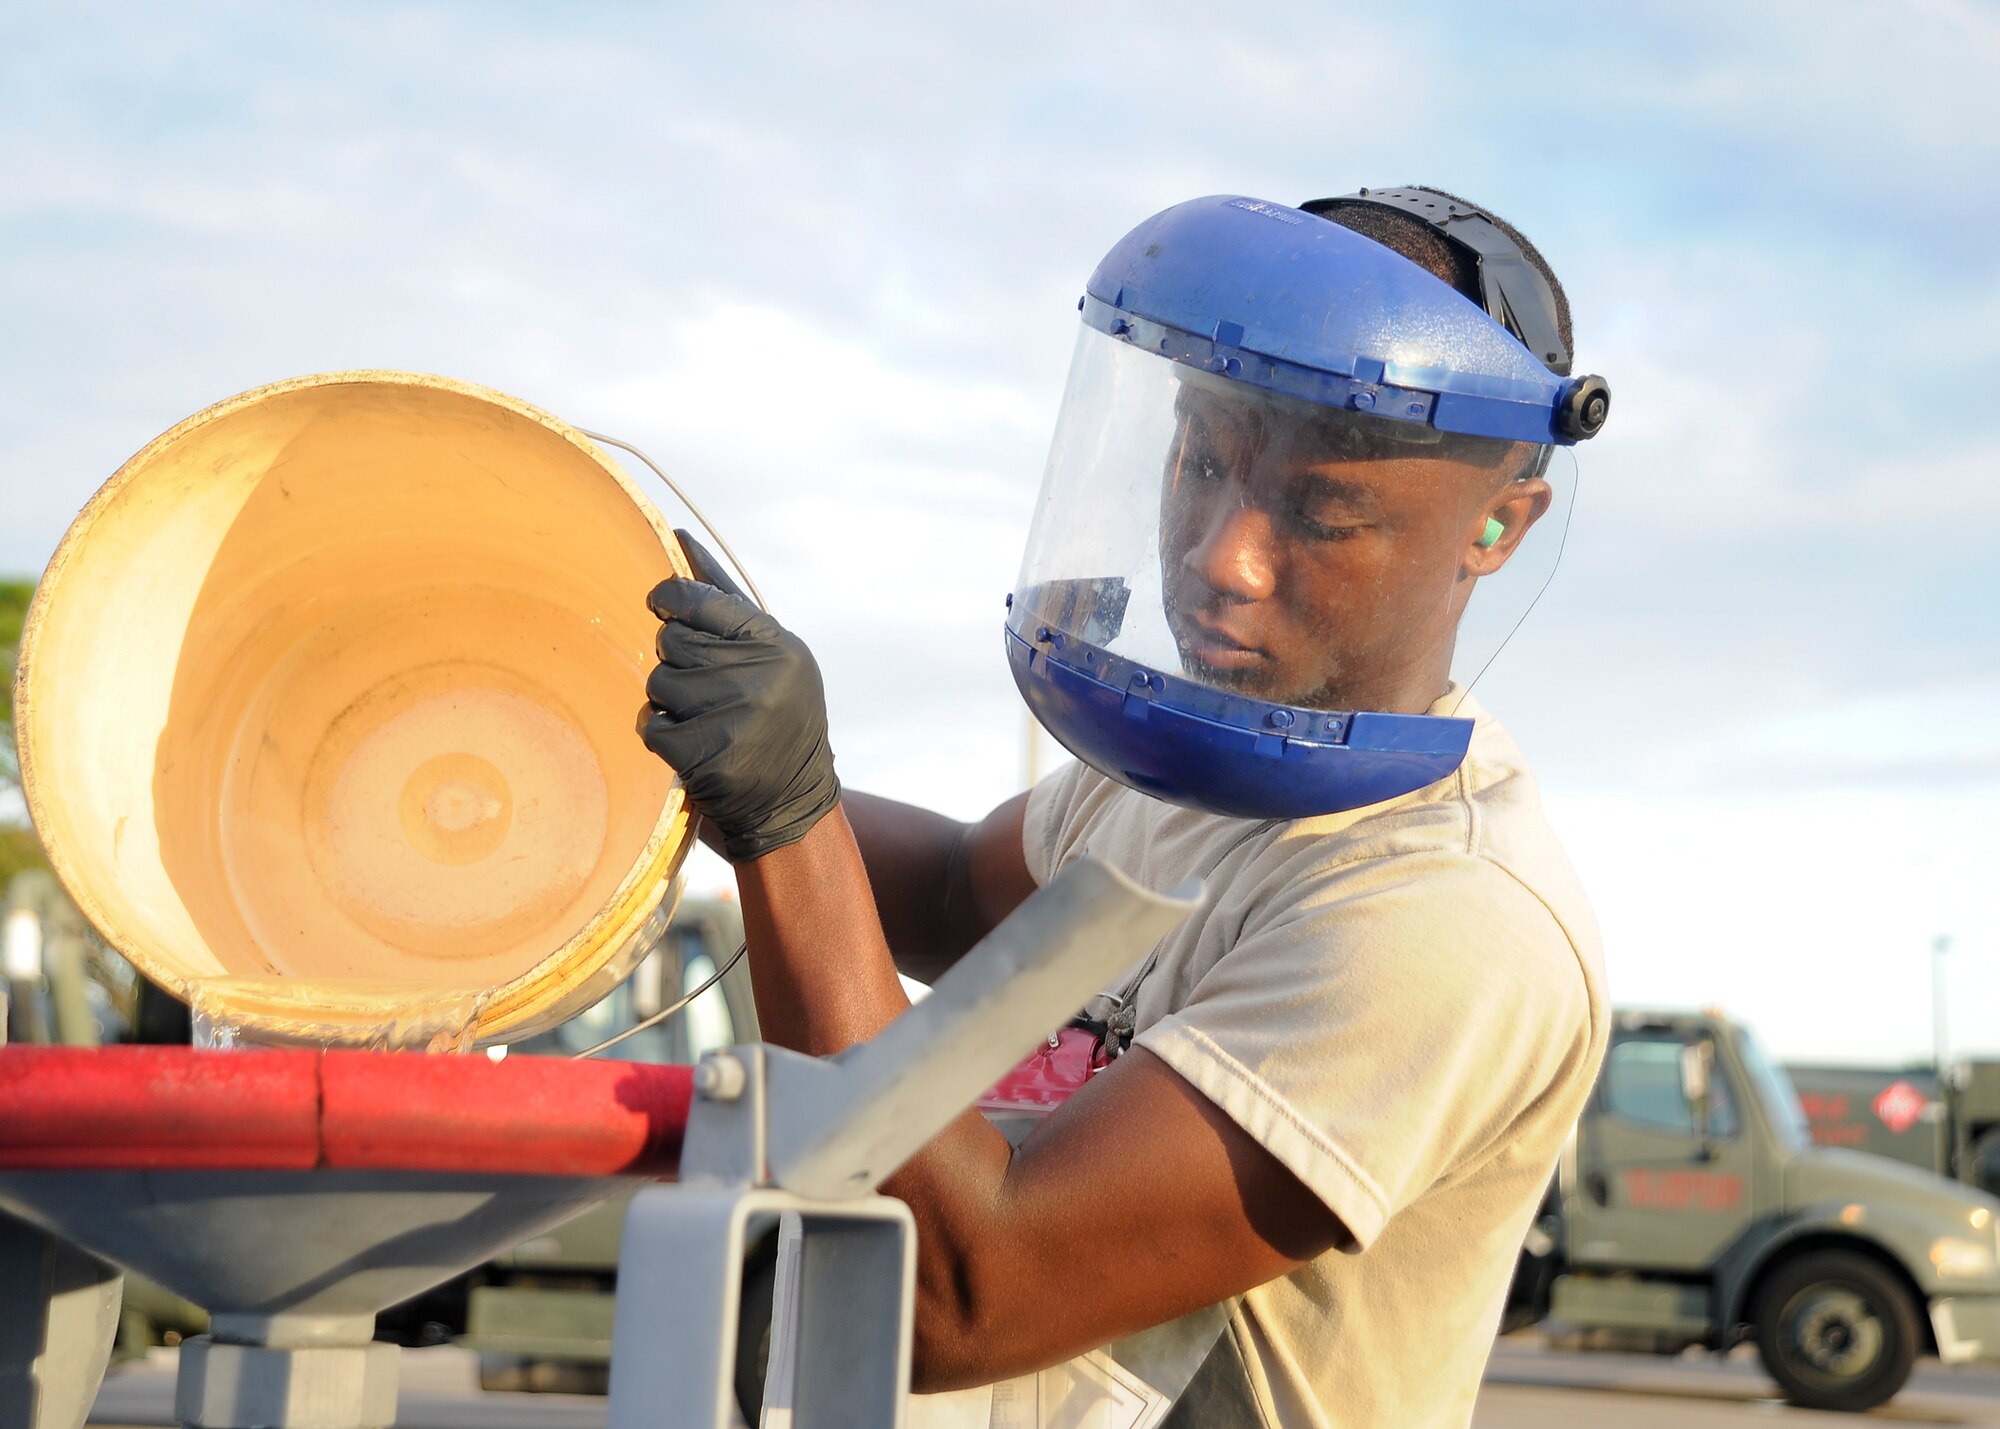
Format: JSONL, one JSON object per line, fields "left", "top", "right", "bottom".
{"left": 1517, "top": 1009, "right": 2000, "bottom": 1412}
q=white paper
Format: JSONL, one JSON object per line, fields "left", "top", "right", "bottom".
{"left": 757, "top": 1213, "right": 807, "bottom": 1429}
{"left": 982, "top": 1350, "right": 1172, "bottom": 1429}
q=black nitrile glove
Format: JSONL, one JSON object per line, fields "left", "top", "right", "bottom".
{"left": 639, "top": 531, "right": 840, "bottom": 863}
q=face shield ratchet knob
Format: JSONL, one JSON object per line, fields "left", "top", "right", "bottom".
{"left": 1557, "top": 376, "right": 1611, "bottom": 441}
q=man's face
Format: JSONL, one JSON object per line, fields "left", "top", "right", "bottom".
{"left": 1160, "top": 382, "right": 1538, "bottom": 713}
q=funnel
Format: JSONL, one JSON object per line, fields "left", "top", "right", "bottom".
{"left": 0, "top": 1169, "right": 625, "bottom": 1332}
{"left": 14, "top": 373, "right": 700, "bottom": 1047}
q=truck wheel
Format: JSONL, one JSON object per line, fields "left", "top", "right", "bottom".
{"left": 1752, "top": 1249, "right": 1919, "bottom": 1412}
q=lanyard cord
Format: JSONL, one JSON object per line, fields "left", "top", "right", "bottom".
{"left": 578, "top": 428, "right": 771, "bottom": 613}
{"left": 565, "top": 427, "right": 764, "bottom": 1062}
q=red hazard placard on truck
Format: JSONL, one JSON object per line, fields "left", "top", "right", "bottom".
{"left": 1874, "top": 1080, "right": 1928, "bottom": 1136}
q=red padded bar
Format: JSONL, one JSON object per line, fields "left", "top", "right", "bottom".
{"left": 0, "top": 1046, "right": 320, "bottom": 1169}
{"left": 319, "top": 1051, "right": 692, "bottom": 1176}
{"left": 0, "top": 1047, "right": 694, "bottom": 1175}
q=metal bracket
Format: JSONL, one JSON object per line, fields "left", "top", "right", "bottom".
{"left": 608, "top": 1185, "right": 913, "bottom": 1429}
{"left": 605, "top": 857, "right": 1202, "bottom": 1427}
{"left": 678, "top": 858, "right": 1201, "bottom": 1201}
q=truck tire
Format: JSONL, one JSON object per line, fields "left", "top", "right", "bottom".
{"left": 1751, "top": 1249, "right": 1920, "bottom": 1412}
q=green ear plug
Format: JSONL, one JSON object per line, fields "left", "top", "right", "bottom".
{"left": 1478, "top": 517, "right": 1506, "bottom": 549}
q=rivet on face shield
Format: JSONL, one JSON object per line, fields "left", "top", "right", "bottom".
{"left": 1268, "top": 710, "right": 1294, "bottom": 729}
{"left": 1352, "top": 391, "right": 1377, "bottom": 411}
{"left": 1035, "top": 626, "right": 1053, "bottom": 643}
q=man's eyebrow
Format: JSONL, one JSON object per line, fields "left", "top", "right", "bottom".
{"left": 1293, "top": 472, "right": 1385, "bottom": 513}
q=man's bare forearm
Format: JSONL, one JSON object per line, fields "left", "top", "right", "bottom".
{"left": 733, "top": 806, "right": 914, "bottom": 1052}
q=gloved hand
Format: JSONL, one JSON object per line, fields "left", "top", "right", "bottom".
{"left": 639, "top": 531, "right": 840, "bottom": 863}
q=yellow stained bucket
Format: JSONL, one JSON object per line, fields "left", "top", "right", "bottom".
{"left": 15, "top": 372, "right": 698, "bottom": 1049}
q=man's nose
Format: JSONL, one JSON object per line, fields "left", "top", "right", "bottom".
{"left": 1184, "top": 497, "right": 1278, "bottom": 601}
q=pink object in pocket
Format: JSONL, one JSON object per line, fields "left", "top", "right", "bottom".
{"left": 975, "top": 1025, "right": 1116, "bottom": 1119}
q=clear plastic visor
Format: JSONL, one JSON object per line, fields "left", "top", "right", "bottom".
{"left": 1013, "top": 325, "right": 1573, "bottom": 716}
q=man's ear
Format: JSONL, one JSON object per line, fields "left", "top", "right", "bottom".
{"left": 1462, "top": 478, "right": 1553, "bottom": 578}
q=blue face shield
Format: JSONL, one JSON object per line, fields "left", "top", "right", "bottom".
{"left": 1007, "top": 196, "right": 1605, "bottom": 820}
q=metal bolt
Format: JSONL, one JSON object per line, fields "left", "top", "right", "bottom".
{"left": 1267, "top": 709, "right": 1294, "bottom": 729}
{"left": 1352, "top": 391, "right": 1376, "bottom": 411}
{"left": 694, "top": 1051, "right": 746, "bottom": 1102}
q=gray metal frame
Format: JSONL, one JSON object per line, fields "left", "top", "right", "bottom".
{"left": 0, "top": 858, "right": 1200, "bottom": 1429}
{"left": 0, "top": 1213, "right": 121, "bottom": 1429}
{"left": 608, "top": 859, "right": 1200, "bottom": 1429}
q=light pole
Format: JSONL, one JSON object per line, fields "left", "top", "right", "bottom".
{"left": 1934, "top": 934, "right": 1954, "bottom": 1077}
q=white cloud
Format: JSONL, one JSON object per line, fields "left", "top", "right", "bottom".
{"left": 1552, "top": 786, "right": 2000, "bottom": 1065}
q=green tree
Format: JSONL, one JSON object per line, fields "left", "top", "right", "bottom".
{"left": 0, "top": 578, "right": 50, "bottom": 885}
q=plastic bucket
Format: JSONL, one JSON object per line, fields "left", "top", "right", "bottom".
{"left": 15, "top": 372, "right": 698, "bottom": 1048}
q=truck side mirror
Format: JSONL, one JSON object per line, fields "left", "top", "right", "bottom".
{"left": 1681, "top": 1041, "right": 1712, "bottom": 1136}
{"left": 2, "top": 907, "right": 43, "bottom": 983}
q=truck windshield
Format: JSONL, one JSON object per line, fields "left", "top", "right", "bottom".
{"left": 1734, "top": 1025, "right": 1812, "bottom": 1151}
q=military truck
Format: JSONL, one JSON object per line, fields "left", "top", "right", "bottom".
{"left": 1506, "top": 1008, "right": 2000, "bottom": 1413}
{"left": 1786, "top": 1061, "right": 2000, "bottom": 1198}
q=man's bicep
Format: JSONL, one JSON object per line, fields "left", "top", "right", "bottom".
{"left": 934, "top": 1048, "right": 1346, "bottom": 1383}
{"left": 953, "top": 791, "right": 1038, "bottom": 938}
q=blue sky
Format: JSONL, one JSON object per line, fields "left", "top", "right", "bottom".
{"left": 4, "top": 1, "right": 1997, "bottom": 1063}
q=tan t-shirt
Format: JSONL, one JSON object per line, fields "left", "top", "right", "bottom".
{"left": 1019, "top": 690, "right": 1608, "bottom": 1428}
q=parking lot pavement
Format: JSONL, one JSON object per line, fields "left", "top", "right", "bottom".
{"left": 91, "top": 1347, "right": 615, "bottom": 1429}
{"left": 91, "top": 1341, "right": 2000, "bottom": 1426}
{"left": 1476, "top": 1338, "right": 2000, "bottom": 1426}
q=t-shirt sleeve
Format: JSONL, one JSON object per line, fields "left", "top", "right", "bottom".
{"left": 1020, "top": 760, "right": 1091, "bottom": 888}
{"left": 1133, "top": 851, "right": 1593, "bottom": 1251}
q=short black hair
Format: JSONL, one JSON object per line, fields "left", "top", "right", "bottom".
{"left": 1299, "top": 187, "right": 1574, "bottom": 358}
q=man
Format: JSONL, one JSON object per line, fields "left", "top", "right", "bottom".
{"left": 640, "top": 186, "right": 1612, "bottom": 1426}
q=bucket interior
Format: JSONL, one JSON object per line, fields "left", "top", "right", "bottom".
{"left": 20, "top": 375, "right": 690, "bottom": 1043}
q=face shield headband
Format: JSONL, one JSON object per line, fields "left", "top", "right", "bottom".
{"left": 1301, "top": 186, "right": 1610, "bottom": 443}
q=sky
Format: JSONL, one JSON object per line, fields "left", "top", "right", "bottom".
{"left": 3, "top": 1, "right": 1997, "bottom": 1065}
